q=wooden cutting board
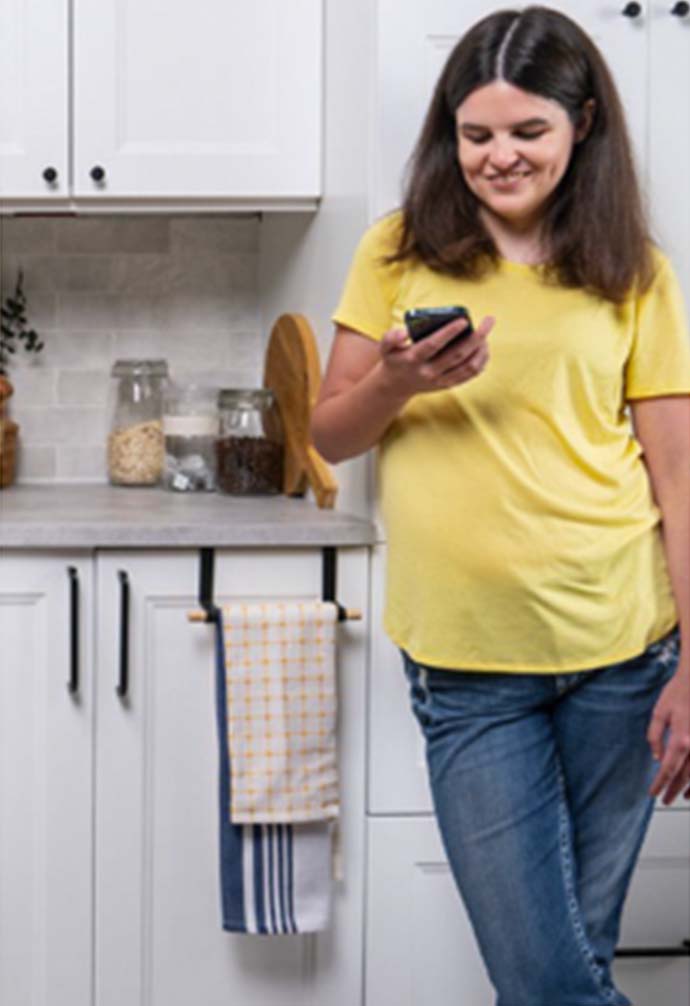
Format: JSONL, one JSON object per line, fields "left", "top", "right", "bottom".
{"left": 263, "top": 313, "right": 338, "bottom": 509}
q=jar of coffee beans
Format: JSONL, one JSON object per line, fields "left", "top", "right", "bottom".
{"left": 215, "top": 388, "right": 284, "bottom": 495}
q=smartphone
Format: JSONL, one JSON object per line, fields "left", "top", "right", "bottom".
{"left": 404, "top": 305, "right": 474, "bottom": 349}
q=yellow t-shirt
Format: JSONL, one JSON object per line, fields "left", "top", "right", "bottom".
{"left": 332, "top": 211, "right": 690, "bottom": 672}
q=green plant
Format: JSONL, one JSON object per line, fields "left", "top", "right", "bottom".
{"left": 0, "top": 269, "right": 44, "bottom": 376}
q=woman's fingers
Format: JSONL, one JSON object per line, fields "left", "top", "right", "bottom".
{"left": 648, "top": 686, "right": 690, "bottom": 805}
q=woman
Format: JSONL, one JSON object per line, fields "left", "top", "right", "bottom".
{"left": 311, "top": 6, "right": 690, "bottom": 1006}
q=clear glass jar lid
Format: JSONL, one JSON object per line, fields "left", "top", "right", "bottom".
{"left": 217, "top": 387, "right": 275, "bottom": 410}
{"left": 111, "top": 358, "right": 169, "bottom": 378}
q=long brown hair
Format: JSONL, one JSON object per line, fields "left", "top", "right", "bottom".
{"left": 388, "top": 6, "right": 655, "bottom": 302}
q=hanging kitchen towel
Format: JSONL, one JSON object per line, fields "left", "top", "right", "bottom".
{"left": 213, "top": 611, "right": 335, "bottom": 934}
{"left": 220, "top": 599, "right": 339, "bottom": 825}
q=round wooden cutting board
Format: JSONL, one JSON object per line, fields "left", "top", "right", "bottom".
{"left": 263, "top": 313, "right": 338, "bottom": 509}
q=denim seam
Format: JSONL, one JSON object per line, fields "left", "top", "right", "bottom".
{"left": 555, "top": 765, "right": 621, "bottom": 1005}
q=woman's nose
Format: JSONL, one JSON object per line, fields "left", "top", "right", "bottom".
{"left": 488, "top": 140, "right": 520, "bottom": 172}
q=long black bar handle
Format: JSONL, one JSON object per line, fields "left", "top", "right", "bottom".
{"left": 67, "top": 566, "right": 79, "bottom": 696}
{"left": 116, "top": 570, "right": 130, "bottom": 700}
{"left": 615, "top": 939, "right": 690, "bottom": 958}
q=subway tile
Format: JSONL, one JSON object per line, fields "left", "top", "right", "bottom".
{"left": 5, "top": 365, "right": 56, "bottom": 406}
{"left": 49, "top": 331, "right": 115, "bottom": 367}
{"left": 17, "top": 406, "right": 107, "bottom": 445}
{"left": 15, "top": 444, "right": 57, "bottom": 481}
{"left": 58, "top": 292, "right": 122, "bottom": 331}
{"left": 170, "top": 215, "right": 259, "bottom": 254}
{"left": 0, "top": 217, "right": 57, "bottom": 254}
{"left": 57, "top": 369, "right": 109, "bottom": 405}
{"left": 57, "top": 445, "right": 107, "bottom": 481}
{"left": 55, "top": 216, "right": 171, "bottom": 254}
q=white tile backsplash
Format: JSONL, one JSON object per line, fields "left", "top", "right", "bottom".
{"left": 0, "top": 214, "right": 263, "bottom": 483}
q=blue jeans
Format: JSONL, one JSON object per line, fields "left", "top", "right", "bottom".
{"left": 400, "top": 627, "right": 681, "bottom": 1006}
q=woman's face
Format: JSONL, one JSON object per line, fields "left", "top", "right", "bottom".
{"left": 455, "top": 81, "right": 586, "bottom": 231}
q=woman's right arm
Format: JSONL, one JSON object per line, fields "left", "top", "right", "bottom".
{"left": 311, "top": 315, "right": 494, "bottom": 463}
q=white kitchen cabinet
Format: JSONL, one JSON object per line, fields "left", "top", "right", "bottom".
{"left": 0, "top": 552, "right": 93, "bottom": 1006}
{"left": 0, "top": 545, "right": 368, "bottom": 1006}
{"left": 649, "top": 1, "right": 690, "bottom": 307}
{"left": 0, "top": 0, "right": 69, "bottom": 200}
{"left": 0, "top": 0, "right": 322, "bottom": 211}
{"left": 366, "top": 811, "right": 690, "bottom": 1006}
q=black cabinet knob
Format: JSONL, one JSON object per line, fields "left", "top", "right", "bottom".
{"left": 671, "top": 1, "right": 689, "bottom": 15}
{"left": 42, "top": 166, "right": 58, "bottom": 184}
{"left": 90, "top": 165, "right": 106, "bottom": 183}
{"left": 622, "top": 1, "right": 642, "bottom": 15}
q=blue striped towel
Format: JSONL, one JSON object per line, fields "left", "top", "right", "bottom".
{"left": 213, "top": 614, "right": 334, "bottom": 933}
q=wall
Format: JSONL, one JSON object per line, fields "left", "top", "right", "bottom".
{"left": 258, "top": 0, "right": 379, "bottom": 525}
{"left": 0, "top": 215, "right": 262, "bottom": 482}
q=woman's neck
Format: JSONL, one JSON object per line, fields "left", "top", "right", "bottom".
{"left": 480, "top": 208, "right": 547, "bottom": 265}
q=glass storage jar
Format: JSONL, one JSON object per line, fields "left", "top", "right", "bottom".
{"left": 215, "top": 388, "right": 284, "bottom": 495}
{"left": 107, "top": 359, "right": 169, "bottom": 486}
{"left": 162, "top": 383, "right": 218, "bottom": 491}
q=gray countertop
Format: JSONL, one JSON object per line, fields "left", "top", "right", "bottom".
{"left": 0, "top": 484, "right": 379, "bottom": 548}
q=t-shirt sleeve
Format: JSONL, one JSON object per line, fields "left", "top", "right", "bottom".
{"left": 625, "top": 254, "right": 690, "bottom": 399}
{"left": 331, "top": 214, "right": 405, "bottom": 342}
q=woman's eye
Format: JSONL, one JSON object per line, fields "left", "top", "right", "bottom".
{"left": 462, "top": 133, "right": 491, "bottom": 145}
{"left": 515, "top": 131, "right": 546, "bottom": 141}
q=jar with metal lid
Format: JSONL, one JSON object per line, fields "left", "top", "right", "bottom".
{"left": 163, "top": 383, "right": 218, "bottom": 491}
{"left": 215, "top": 388, "right": 284, "bottom": 495}
{"left": 107, "top": 359, "right": 168, "bottom": 486}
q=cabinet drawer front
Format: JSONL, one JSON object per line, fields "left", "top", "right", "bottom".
{"left": 367, "top": 812, "right": 689, "bottom": 1006}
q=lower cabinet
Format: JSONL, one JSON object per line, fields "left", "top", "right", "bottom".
{"left": 0, "top": 546, "right": 368, "bottom": 1006}
{"left": 366, "top": 812, "right": 690, "bottom": 1006}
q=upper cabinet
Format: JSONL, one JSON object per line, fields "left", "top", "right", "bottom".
{"left": 0, "top": 0, "right": 323, "bottom": 212}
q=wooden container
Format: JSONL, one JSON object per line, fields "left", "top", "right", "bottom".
{"left": 0, "top": 376, "right": 18, "bottom": 489}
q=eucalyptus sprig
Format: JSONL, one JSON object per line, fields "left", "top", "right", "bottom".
{"left": 0, "top": 269, "right": 44, "bottom": 376}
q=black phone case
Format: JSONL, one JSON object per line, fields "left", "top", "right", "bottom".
{"left": 404, "top": 306, "right": 473, "bottom": 343}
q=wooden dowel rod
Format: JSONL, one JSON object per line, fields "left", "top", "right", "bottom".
{"left": 186, "top": 608, "right": 362, "bottom": 623}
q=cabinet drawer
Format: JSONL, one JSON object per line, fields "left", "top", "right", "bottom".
{"left": 367, "top": 811, "right": 689, "bottom": 1006}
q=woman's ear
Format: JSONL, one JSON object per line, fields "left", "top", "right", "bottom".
{"left": 575, "top": 98, "right": 596, "bottom": 142}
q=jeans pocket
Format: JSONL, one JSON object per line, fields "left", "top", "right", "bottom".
{"left": 401, "top": 651, "right": 433, "bottom": 728}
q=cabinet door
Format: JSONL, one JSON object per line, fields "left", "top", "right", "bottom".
{"left": 367, "top": 810, "right": 690, "bottom": 1006}
{"left": 73, "top": 0, "right": 322, "bottom": 205}
{"left": 649, "top": 4, "right": 690, "bottom": 307}
{"left": 0, "top": 552, "right": 93, "bottom": 1006}
{"left": 375, "top": 0, "right": 649, "bottom": 216}
{"left": 368, "top": 544, "right": 433, "bottom": 815}
{"left": 94, "top": 547, "right": 367, "bottom": 1006}
{"left": 0, "top": 0, "right": 69, "bottom": 202}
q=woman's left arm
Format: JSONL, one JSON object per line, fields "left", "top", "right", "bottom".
{"left": 630, "top": 395, "right": 690, "bottom": 805}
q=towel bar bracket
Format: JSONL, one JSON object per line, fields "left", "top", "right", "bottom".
{"left": 194, "top": 546, "right": 348, "bottom": 622}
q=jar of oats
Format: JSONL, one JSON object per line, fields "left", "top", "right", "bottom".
{"left": 107, "top": 359, "right": 169, "bottom": 486}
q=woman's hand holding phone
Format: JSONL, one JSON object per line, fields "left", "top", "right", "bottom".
{"left": 378, "top": 309, "right": 495, "bottom": 398}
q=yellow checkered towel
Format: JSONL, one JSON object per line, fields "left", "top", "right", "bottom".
{"left": 221, "top": 600, "right": 339, "bottom": 825}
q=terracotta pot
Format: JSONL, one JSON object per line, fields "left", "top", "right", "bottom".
{"left": 0, "top": 376, "right": 18, "bottom": 489}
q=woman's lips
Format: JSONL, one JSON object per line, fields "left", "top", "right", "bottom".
{"left": 486, "top": 171, "right": 532, "bottom": 190}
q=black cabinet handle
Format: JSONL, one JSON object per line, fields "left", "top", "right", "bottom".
{"left": 671, "top": 1, "right": 689, "bottom": 15}
{"left": 90, "top": 165, "right": 106, "bottom": 183}
{"left": 67, "top": 566, "right": 79, "bottom": 696}
{"left": 615, "top": 939, "right": 690, "bottom": 958}
{"left": 116, "top": 570, "right": 130, "bottom": 700}
{"left": 622, "top": 2, "right": 642, "bottom": 15}
{"left": 42, "top": 166, "right": 58, "bottom": 184}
